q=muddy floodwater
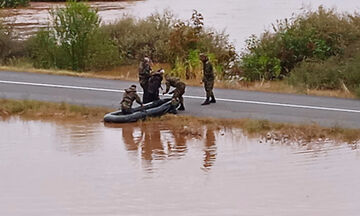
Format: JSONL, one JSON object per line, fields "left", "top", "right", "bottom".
{"left": 0, "top": 118, "right": 360, "bottom": 215}
{"left": 2, "top": 0, "right": 360, "bottom": 49}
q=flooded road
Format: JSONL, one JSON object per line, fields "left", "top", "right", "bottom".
{"left": 2, "top": 0, "right": 359, "bottom": 49}
{"left": 1, "top": 118, "right": 360, "bottom": 215}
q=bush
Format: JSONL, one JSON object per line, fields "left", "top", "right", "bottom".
{"left": 103, "top": 11, "right": 174, "bottom": 64}
{"left": 288, "top": 57, "right": 343, "bottom": 90}
{"left": 342, "top": 53, "right": 360, "bottom": 93}
{"left": 0, "top": 0, "right": 29, "bottom": 8}
{"left": 241, "top": 7, "right": 360, "bottom": 81}
{"left": 105, "top": 10, "right": 237, "bottom": 79}
{"left": 168, "top": 10, "right": 237, "bottom": 79}
{"left": 27, "top": 30, "right": 57, "bottom": 68}
{"left": 289, "top": 43, "right": 360, "bottom": 93}
{"left": 0, "top": 15, "right": 27, "bottom": 64}
{"left": 29, "top": 0, "right": 119, "bottom": 71}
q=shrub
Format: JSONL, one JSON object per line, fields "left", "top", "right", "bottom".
{"left": 289, "top": 43, "right": 360, "bottom": 93}
{"left": 27, "top": 30, "right": 57, "bottom": 68}
{"left": 0, "top": 14, "right": 27, "bottom": 64}
{"left": 288, "top": 57, "right": 343, "bottom": 90}
{"left": 105, "top": 10, "right": 237, "bottom": 79}
{"left": 29, "top": 0, "right": 119, "bottom": 71}
{"left": 168, "top": 10, "right": 237, "bottom": 79}
{"left": 103, "top": 11, "right": 174, "bottom": 64}
{"left": 342, "top": 53, "right": 360, "bottom": 93}
{"left": 241, "top": 7, "right": 360, "bottom": 81}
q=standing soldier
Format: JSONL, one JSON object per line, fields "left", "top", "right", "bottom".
{"left": 163, "top": 74, "right": 186, "bottom": 111}
{"left": 120, "top": 85, "right": 143, "bottom": 115}
{"left": 138, "top": 56, "right": 152, "bottom": 101}
{"left": 200, "top": 53, "right": 216, "bottom": 105}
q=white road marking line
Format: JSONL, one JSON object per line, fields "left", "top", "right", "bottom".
{"left": 1, "top": 80, "right": 360, "bottom": 114}
{"left": 0, "top": 80, "right": 125, "bottom": 93}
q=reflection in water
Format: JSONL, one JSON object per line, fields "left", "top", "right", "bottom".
{"left": 142, "top": 124, "right": 164, "bottom": 161}
{"left": 1, "top": 118, "right": 360, "bottom": 216}
{"left": 111, "top": 123, "right": 216, "bottom": 170}
{"left": 203, "top": 129, "right": 217, "bottom": 170}
{"left": 54, "top": 123, "right": 103, "bottom": 155}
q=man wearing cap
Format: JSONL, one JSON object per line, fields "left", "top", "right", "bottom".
{"left": 120, "top": 85, "right": 143, "bottom": 115}
{"left": 163, "top": 74, "right": 186, "bottom": 111}
{"left": 200, "top": 53, "right": 216, "bottom": 105}
{"left": 138, "top": 56, "right": 152, "bottom": 101}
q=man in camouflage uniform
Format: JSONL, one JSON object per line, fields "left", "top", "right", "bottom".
{"left": 163, "top": 74, "right": 186, "bottom": 111}
{"left": 120, "top": 85, "right": 143, "bottom": 115}
{"left": 144, "top": 69, "right": 164, "bottom": 103}
{"left": 200, "top": 53, "right": 216, "bottom": 105}
{"left": 138, "top": 56, "right": 152, "bottom": 101}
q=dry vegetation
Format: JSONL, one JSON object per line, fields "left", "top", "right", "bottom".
{"left": 0, "top": 99, "right": 111, "bottom": 121}
{"left": 146, "top": 115, "right": 360, "bottom": 144}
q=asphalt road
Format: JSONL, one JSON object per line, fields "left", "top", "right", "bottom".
{"left": 1, "top": 70, "right": 360, "bottom": 128}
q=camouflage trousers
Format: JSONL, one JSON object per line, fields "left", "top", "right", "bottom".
{"left": 139, "top": 79, "right": 148, "bottom": 91}
{"left": 204, "top": 80, "right": 214, "bottom": 98}
{"left": 139, "top": 79, "right": 148, "bottom": 102}
{"left": 172, "top": 83, "right": 185, "bottom": 105}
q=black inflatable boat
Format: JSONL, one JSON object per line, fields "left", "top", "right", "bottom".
{"left": 104, "top": 98, "right": 176, "bottom": 123}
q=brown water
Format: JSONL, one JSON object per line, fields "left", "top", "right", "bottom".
{"left": 2, "top": 0, "right": 360, "bottom": 49}
{"left": 1, "top": 117, "right": 360, "bottom": 215}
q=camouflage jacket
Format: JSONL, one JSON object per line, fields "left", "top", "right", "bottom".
{"left": 164, "top": 76, "right": 186, "bottom": 93}
{"left": 120, "top": 87, "right": 142, "bottom": 109}
{"left": 138, "top": 62, "right": 152, "bottom": 81}
{"left": 202, "top": 60, "right": 215, "bottom": 82}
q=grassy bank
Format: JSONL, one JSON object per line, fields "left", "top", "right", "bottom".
{"left": 0, "top": 98, "right": 111, "bottom": 121}
{"left": 1, "top": 99, "right": 359, "bottom": 144}
{"left": 148, "top": 115, "right": 360, "bottom": 144}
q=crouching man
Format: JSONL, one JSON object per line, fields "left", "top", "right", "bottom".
{"left": 163, "top": 74, "right": 186, "bottom": 112}
{"left": 144, "top": 69, "right": 164, "bottom": 103}
{"left": 120, "top": 85, "right": 143, "bottom": 115}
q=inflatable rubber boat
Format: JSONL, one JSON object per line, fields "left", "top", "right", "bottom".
{"left": 104, "top": 98, "right": 176, "bottom": 123}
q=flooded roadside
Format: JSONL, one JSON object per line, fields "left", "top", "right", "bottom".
{"left": 1, "top": 117, "right": 360, "bottom": 215}
{"left": 2, "top": 0, "right": 359, "bottom": 48}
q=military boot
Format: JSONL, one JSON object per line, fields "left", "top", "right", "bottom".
{"left": 178, "top": 103, "right": 185, "bottom": 111}
{"left": 201, "top": 97, "right": 210, "bottom": 105}
{"left": 169, "top": 104, "right": 178, "bottom": 114}
{"left": 169, "top": 107, "right": 177, "bottom": 114}
{"left": 210, "top": 95, "right": 216, "bottom": 103}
